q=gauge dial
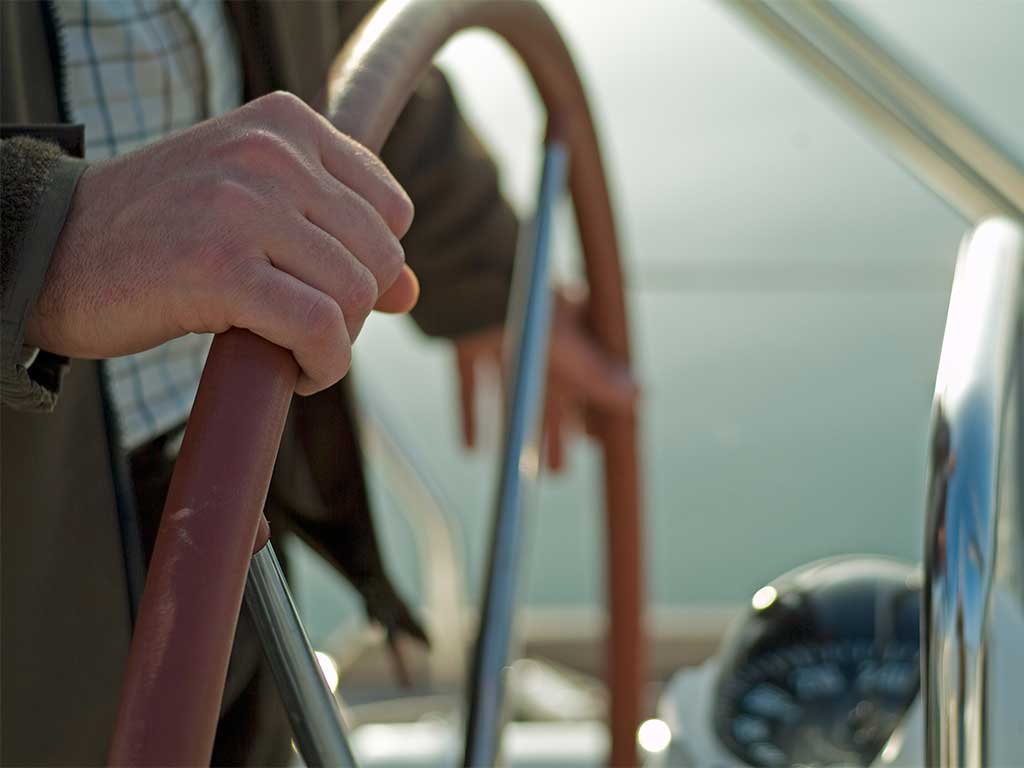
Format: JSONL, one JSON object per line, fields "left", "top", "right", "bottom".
{"left": 717, "top": 641, "right": 918, "bottom": 766}
{"left": 711, "top": 557, "right": 921, "bottom": 767}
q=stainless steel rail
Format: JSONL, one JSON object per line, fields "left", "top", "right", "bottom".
{"left": 923, "top": 217, "right": 1024, "bottom": 767}
{"left": 722, "top": 0, "right": 1024, "bottom": 223}
{"left": 464, "top": 142, "right": 569, "bottom": 767}
{"left": 245, "top": 544, "right": 358, "bottom": 767}
{"left": 795, "top": 1, "right": 1024, "bottom": 212}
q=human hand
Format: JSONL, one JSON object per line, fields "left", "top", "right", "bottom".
{"left": 454, "top": 288, "right": 638, "bottom": 472}
{"left": 26, "top": 91, "right": 418, "bottom": 395}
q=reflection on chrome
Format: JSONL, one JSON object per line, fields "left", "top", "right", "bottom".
{"left": 315, "top": 651, "right": 341, "bottom": 694}
{"left": 751, "top": 585, "right": 778, "bottom": 611}
{"left": 923, "top": 218, "right": 1024, "bottom": 768}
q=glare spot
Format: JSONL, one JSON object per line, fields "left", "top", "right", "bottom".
{"left": 637, "top": 718, "right": 671, "bottom": 753}
{"left": 519, "top": 445, "right": 541, "bottom": 476}
{"left": 315, "top": 650, "right": 339, "bottom": 693}
{"left": 880, "top": 726, "right": 906, "bottom": 763}
{"left": 752, "top": 586, "right": 778, "bottom": 611}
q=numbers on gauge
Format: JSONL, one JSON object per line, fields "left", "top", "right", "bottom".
{"left": 719, "top": 641, "right": 920, "bottom": 767}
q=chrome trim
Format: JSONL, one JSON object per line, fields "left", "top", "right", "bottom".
{"left": 722, "top": 0, "right": 1024, "bottom": 223}
{"left": 463, "top": 142, "right": 569, "bottom": 767}
{"left": 923, "top": 218, "right": 1024, "bottom": 767}
{"left": 795, "top": 1, "right": 1024, "bottom": 212}
{"left": 246, "top": 544, "right": 358, "bottom": 767}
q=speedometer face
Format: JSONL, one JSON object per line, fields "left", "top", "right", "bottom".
{"left": 710, "top": 557, "right": 921, "bottom": 766}
{"left": 716, "top": 640, "right": 919, "bottom": 766}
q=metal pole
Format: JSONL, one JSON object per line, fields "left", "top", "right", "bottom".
{"left": 923, "top": 218, "right": 1024, "bottom": 767}
{"left": 721, "top": 0, "right": 1024, "bottom": 224}
{"left": 463, "top": 142, "right": 569, "bottom": 767}
{"left": 245, "top": 544, "right": 358, "bottom": 768}
{"left": 794, "top": 1, "right": 1024, "bottom": 213}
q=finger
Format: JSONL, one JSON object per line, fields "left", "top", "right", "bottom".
{"left": 315, "top": 124, "right": 414, "bottom": 239}
{"left": 245, "top": 92, "right": 413, "bottom": 237}
{"left": 457, "top": 349, "right": 477, "bottom": 448}
{"left": 543, "top": 396, "right": 566, "bottom": 473}
{"left": 302, "top": 172, "right": 407, "bottom": 297}
{"left": 375, "top": 265, "right": 419, "bottom": 314}
{"left": 549, "top": 329, "right": 639, "bottom": 411}
{"left": 561, "top": 395, "right": 584, "bottom": 436}
{"left": 264, "top": 214, "right": 378, "bottom": 340}
{"left": 227, "top": 260, "right": 351, "bottom": 395}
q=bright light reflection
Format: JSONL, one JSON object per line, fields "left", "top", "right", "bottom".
{"left": 752, "top": 585, "right": 778, "bottom": 611}
{"left": 315, "top": 650, "right": 340, "bottom": 693}
{"left": 880, "top": 725, "right": 906, "bottom": 764}
{"left": 637, "top": 718, "right": 671, "bottom": 753}
{"left": 519, "top": 444, "right": 541, "bottom": 477}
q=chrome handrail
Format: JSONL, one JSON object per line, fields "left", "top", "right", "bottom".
{"left": 722, "top": 0, "right": 1024, "bottom": 224}
{"left": 793, "top": 1, "right": 1024, "bottom": 213}
{"left": 245, "top": 545, "right": 358, "bottom": 766}
{"left": 464, "top": 141, "right": 568, "bottom": 767}
{"left": 923, "top": 217, "right": 1024, "bottom": 767}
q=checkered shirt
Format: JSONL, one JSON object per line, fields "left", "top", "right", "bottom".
{"left": 54, "top": 0, "right": 243, "bottom": 451}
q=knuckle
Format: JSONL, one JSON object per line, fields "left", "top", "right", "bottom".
{"left": 346, "top": 268, "right": 378, "bottom": 319}
{"left": 335, "top": 337, "right": 353, "bottom": 379}
{"left": 303, "top": 292, "right": 345, "bottom": 345}
{"left": 260, "top": 91, "right": 319, "bottom": 138}
{"left": 258, "top": 90, "right": 309, "bottom": 121}
{"left": 205, "top": 177, "right": 260, "bottom": 213}
{"left": 380, "top": 187, "right": 415, "bottom": 238}
{"left": 307, "top": 307, "right": 352, "bottom": 387}
{"left": 374, "top": 236, "right": 406, "bottom": 289}
{"left": 226, "top": 128, "right": 296, "bottom": 169}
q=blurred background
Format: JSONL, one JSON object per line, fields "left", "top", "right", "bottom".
{"left": 287, "top": 0, "right": 1023, "bottom": 696}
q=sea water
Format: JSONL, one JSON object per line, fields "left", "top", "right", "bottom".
{"left": 291, "top": 0, "right": 1024, "bottom": 648}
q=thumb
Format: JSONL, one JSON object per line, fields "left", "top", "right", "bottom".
{"left": 375, "top": 265, "right": 419, "bottom": 314}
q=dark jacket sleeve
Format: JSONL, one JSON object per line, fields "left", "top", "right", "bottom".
{"left": 380, "top": 69, "right": 519, "bottom": 339}
{"left": 1, "top": 135, "right": 87, "bottom": 411}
